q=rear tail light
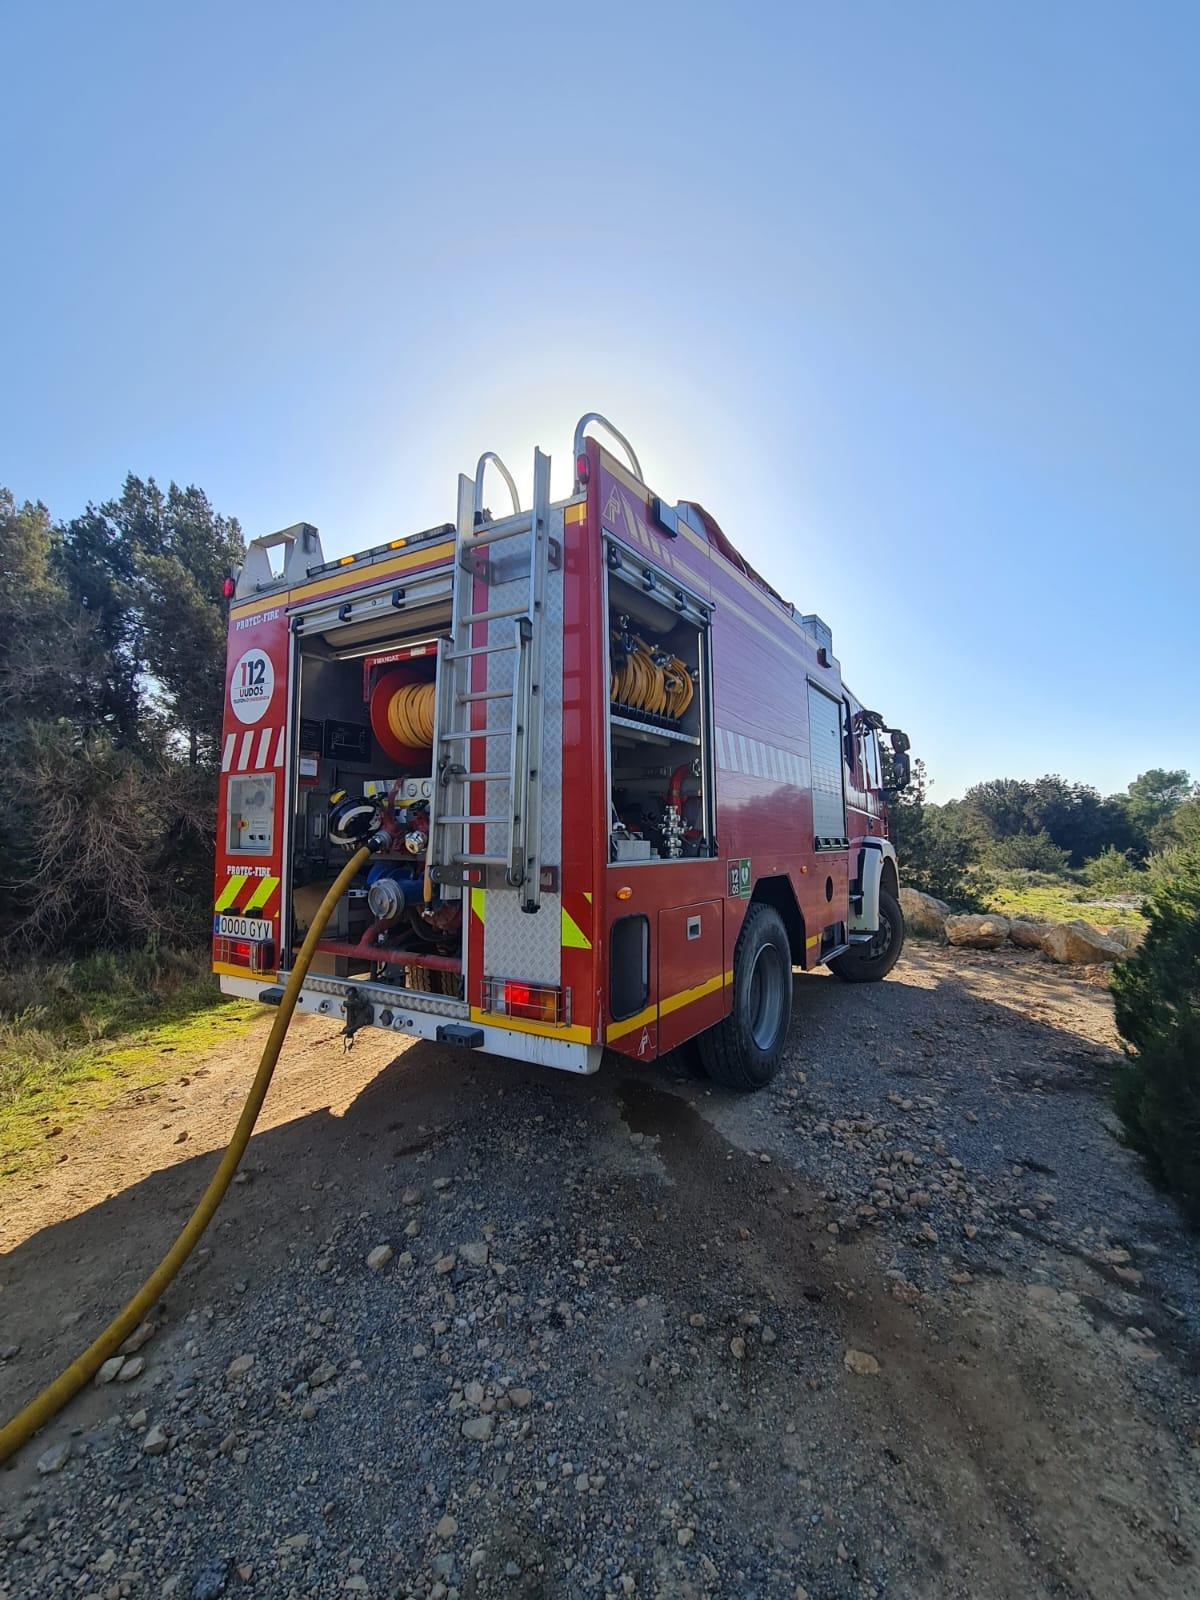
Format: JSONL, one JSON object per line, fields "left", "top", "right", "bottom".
{"left": 574, "top": 453, "right": 590, "bottom": 487}
{"left": 215, "top": 935, "right": 276, "bottom": 975}
{"left": 483, "top": 977, "right": 566, "bottom": 1025}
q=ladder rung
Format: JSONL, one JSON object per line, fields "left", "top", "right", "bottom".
{"left": 458, "top": 687, "right": 513, "bottom": 703}
{"left": 461, "top": 604, "right": 528, "bottom": 625}
{"left": 463, "top": 516, "right": 532, "bottom": 548}
{"left": 437, "top": 814, "right": 507, "bottom": 826}
{"left": 443, "top": 641, "right": 517, "bottom": 661}
{"left": 437, "top": 726, "right": 512, "bottom": 742}
{"left": 452, "top": 854, "right": 509, "bottom": 867}
{"left": 442, "top": 769, "right": 509, "bottom": 783}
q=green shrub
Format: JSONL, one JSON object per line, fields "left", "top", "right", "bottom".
{"left": 985, "top": 830, "right": 1071, "bottom": 874}
{"left": 1083, "top": 845, "right": 1144, "bottom": 894}
{"left": 1110, "top": 841, "right": 1200, "bottom": 1220}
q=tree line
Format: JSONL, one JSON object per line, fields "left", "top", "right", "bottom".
{"left": 0, "top": 480, "right": 242, "bottom": 953}
{"left": 889, "top": 759, "right": 1198, "bottom": 905}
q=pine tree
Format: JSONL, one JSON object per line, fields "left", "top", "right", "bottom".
{"left": 1110, "top": 842, "right": 1200, "bottom": 1220}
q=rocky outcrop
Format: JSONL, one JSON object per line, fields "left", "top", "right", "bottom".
{"left": 1104, "top": 924, "right": 1144, "bottom": 952}
{"left": 1009, "top": 918, "right": 1051, "bottom": 950}
{"left": 1041, "top": 920, "right": 1125, "bottom": 965}
{"left": 899, "top": 887, "right": 949, "bottom": 938}
{"left": 944, "top": 913, "right": 1010, "bottom": 949}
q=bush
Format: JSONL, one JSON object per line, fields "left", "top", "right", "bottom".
{"left": 1083, "top": 845, "right": 1143, "bottom": 894}
{"left": 886, "top": 758, "right": 983, "bottom": 906}
{"left": 984, "top": 830, "right": 1071, "bottom": 874}
{"left": 1110, "top": 841, "right": 1200, "bottom": 1220}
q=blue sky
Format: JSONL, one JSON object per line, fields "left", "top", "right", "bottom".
{"left": 2, "top": 2, "right": 1196, "bottom": 800}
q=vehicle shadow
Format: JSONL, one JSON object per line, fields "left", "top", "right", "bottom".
{"left": 0, "top": 946, "right": 1158, "bottom": 1485}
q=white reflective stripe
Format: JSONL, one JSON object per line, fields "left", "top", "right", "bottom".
{"left": 273, "top": 727, "right": 286, "bottom": 767}
{"left": 221, "top": 733, "right": 235, "bottom": 772}
{"left": 714, "top": 728, "right": 815, "bottom": 785}
{"left": 255, "top": 727, "right": 273, "bottom": 767}
{"left": 237, "top": 731, "right": 254, "bottom": 769}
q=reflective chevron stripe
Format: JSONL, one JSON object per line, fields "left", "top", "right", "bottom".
{"left": 214, "top": 875, "right": 247, "bottom": 912}
{"left": 241, "top": 875, "right": 279, "bottom": 913}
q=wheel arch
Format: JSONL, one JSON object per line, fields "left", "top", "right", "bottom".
{"left": 881, "top": 852, "right": 899, "bottom": 901}
{"left": 749, "top": 874, "right": 807, "bottom": 966}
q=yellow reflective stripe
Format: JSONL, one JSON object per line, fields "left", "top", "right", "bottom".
{"left": 564, "top": 502, "right": 587, "bottom": 524}
{"left": 215, "top": 875, "right": 247, "bottom": 912}
{"left": 470, "top": 887, "right": 486, "bottom": 925}
{"left": 606, "top": 970, "right": 728, "bottom": 1042}
{"left": 724, "top": 968, "right": 734, "bottom": 985}
{"left": 561, "top": 907, "right": 591, "bottom": 950}
{"left": 583, "top": 891, "right": 592, "bottom": 902}
{"left": 469, "top": 1007, "right": 592, "bottom": 1045}
{"left": 288, "top": 542, "right": 454, "bottom": 603}
{"left": 658, "top": 971, "right": 724, "bottom": 1018}
{"left": 805, "top": 933, "right": 820, "bottom": 949}
{"left": 242, "top": 875, "right": 279, "bottom": 912}
{"left": 606, "top": 1003, "right": 657, "bottom": 1043}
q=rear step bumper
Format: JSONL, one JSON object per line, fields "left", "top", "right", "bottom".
{"left": 221, "top": 971, "right": 601, "bottom": 1076}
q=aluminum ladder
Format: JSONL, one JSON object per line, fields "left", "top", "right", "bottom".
{"left": 426, "top": 447, "right": 555, "bottom": 914}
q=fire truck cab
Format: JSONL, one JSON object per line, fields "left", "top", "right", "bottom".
{"left": 213, "top": 414, "right": 910, "bottom": 1090}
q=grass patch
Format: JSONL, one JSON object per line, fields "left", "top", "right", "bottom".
{"left": 0, "top": 948, "right": 258, "bottom": 1185}
{"left": 986, "top": 881, "right": 1147, "bottom": 930}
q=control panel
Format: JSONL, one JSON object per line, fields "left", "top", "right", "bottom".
{"left": 227, "top": 774, "right": 275, "bottom": 854}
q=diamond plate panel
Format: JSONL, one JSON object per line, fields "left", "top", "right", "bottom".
{"left": 481, "top": 509, "right": 564, "bottom": 985}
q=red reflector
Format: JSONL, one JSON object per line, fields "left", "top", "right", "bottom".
{"left": 493, "top": 979, "right": 560, "bottom": 1023}
{"left": 215, "top": 935, "right": 275, "bottom": 975}
{"left": 575, "top": 453, "right": 590, "bottom": 485}
{"left": 222, "top": 576, "right": 236, "bottom": 599}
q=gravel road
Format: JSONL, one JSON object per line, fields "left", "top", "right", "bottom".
{"left": 2, "top": 944, "right": 1197, "bottom": 1600}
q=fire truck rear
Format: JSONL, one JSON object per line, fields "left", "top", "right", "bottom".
{"left": 213, "top": 414, "right": 912, "bottom": 1089}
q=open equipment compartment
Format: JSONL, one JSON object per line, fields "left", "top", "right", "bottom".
{"left": 284, "top": 592, "right": 464, "bottom": 999}
{"left": 604, "top": 539, "right": 714, "bottom": 865}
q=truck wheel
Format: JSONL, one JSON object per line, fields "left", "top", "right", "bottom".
{"left": 829, "top": 886, "right": 905, "bottom": 983}
{"left": 697, "top": 903, "right": 792, "bottom": 1091}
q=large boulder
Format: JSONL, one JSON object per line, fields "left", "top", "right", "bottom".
{"left": 1103, "top": 924, "right": 1144, "bottom": 953}
{"left": 1009, "top": 918, "right": 1050, "bottom": 950}
{"left": 944, "top": 913, "right": 1010, "bottom": 950}
{"left": 1041, "top": 920, "right": 1124, "bottom": 965}
{"left": 899, "top": 887, "right": 949, "bottom": 938}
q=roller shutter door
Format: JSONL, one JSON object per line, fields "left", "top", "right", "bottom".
{"left": 807, "top": 684, "right": 846, "bottom": 843}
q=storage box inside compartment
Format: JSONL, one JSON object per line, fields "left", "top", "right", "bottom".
{"left": 607, "top": 581, "right": 707, "bottom": 863}
{"left": 289, "top": 636, "right": 460, "bottom": 994}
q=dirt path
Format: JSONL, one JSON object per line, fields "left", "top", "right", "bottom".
{"left": 1, "top": 947, "right": 1197, "bottom": 1599}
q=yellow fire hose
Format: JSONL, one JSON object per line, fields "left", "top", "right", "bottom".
{"left": 0, "top": 844, "right": 371, "bottom": 1466}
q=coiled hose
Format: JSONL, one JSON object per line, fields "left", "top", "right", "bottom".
{"left": 610, "top": 632, "right": 694, "bottom": 720}
{"left": 386, "top": 682, "right": 434, "bottom": 748}
{"left": 0, "top": 845, "right": 371, "bottom": 1466}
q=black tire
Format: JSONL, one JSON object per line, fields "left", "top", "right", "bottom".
{"left": 697, "top": 902, "right": 793, "bottom": 1091}
{"left": 829, "top": 885, "right": 905, "bottom": 983}
{"left": 661, "top": 1035, "right": 707, "bottom": 1081}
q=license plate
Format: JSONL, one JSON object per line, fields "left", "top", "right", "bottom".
{"left": 214, "top": 914, "right": 273, "bottom": 940}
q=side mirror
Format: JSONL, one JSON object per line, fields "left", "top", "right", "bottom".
{"left": 890, "top": 751, "right": 911, "bottom": 791}
{"left": 890, "top": 729, "right": 910, "bottom": 754}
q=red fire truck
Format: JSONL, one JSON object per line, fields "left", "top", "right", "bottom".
{"left": 213, "top": 414, "right": 911, "bottom": 1089}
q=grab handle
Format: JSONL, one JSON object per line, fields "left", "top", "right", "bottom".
{"left": 473, "top": 452, "right": 521, "bottom": 520}
{"left": 572, "top": 413, "right": 643, "bottom": 486}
